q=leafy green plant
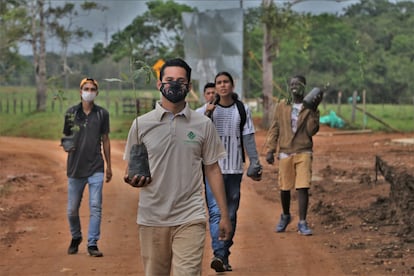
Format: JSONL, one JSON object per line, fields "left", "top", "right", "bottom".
{"left": 126, "top": 59, "right": 156, "bottom": 180}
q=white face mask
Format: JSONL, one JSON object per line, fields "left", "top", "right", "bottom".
{"left": 81, "top": 91, "right": 97, "bottom": 102}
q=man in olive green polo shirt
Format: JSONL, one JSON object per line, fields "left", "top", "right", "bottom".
{"left": 123, "top": 58, "right": 231, "bottom": 276}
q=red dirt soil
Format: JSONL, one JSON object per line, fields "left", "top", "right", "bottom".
{"left": 1, "top": 125, "right": 414, "bottom": 275}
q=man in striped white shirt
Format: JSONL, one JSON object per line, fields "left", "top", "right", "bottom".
{"left": 198, "top": 71, "right": 262, "bottom": 272}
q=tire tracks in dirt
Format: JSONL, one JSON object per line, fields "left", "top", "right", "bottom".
{"left": 0, "top": 137, "right": 345, "bottom": 275}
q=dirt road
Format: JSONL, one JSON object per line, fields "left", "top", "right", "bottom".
{"left": 1, "top": 127, "right": 413, "bottom": 275}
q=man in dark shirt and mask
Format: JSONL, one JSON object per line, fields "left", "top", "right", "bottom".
{"left": 62, "top": 78, "right": 112, "bottom": 257}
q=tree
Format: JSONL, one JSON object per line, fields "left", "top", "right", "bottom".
{"left": 0, "top": 0, "right": 30, "bottom": 84}
{"left": 260, "top": 0, "right": 307, "bottom": 127}
{"left": 304, "top": 13, "right": 359, "bottom": 99}
{"left": 92, "top": 0, "right": 193, "bottom": 72}
{"left": 12, "top": 0, "right": 105, "bottom": 111}
{"left": 261, "top": 0, "right": 274, "bottom": 128}
{"left": 26, "top": 0, "right": 47, "bottom": 111}
{"left": 243, "top": 7, "right": 264, "bottom": 98}
{"left": 47, "top": 1, "right": 106, "bottom": 89}
{"left": 343, "top": 0, "right": 414, "bottom": 103}
{"left": 4, "top": 0, "right": 413, "bottom": 107}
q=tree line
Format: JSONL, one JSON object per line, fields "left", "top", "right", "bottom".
{"left": 1, "top": 0, "right": 413, "bottom": 111}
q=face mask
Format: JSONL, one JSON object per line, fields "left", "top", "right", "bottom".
{"left": 81, "top": 91, "right": 97, "bottom": 102}
{"left": 160, "top": 81, "right": 189, "bottom": 103}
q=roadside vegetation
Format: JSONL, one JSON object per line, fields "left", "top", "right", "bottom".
{"left": 0, "top": 86, "right": 413, "bottom": 140}
{"left": 2, "top": 0, "right": 413, "bottom": 104}
{"left": 1, "top": 0, "right": 413, "bottom": 136}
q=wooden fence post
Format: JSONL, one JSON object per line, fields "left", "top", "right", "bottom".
{"left": 106, "top": 92, "right": 110, "bottom": 110}
{"left": 136, "top": 99, "right": 140, "bottom": 115}
{"left": 351, "top": 90, "right": 357, "bottom": 123}
{"left": 337, "top": 91, "right": 342, "bottom": 115}
{"left": 362, "top": 89, "right": 366, "bottom": 129}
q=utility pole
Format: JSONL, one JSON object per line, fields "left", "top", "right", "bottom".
{"left": 262, "top": 0, "right": 274, "bottom": 128}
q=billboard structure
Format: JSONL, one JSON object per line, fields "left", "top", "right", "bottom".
{"left": 182, "top": 9, "right": 244, "bottom": 102}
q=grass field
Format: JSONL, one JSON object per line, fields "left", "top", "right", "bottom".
{"left": 0, "top": 86, "right": 198, "bottom": 140}
{"left": 319, "top": 103, "right": 414, "bottom": 132}
{"left": 0, "top": 86, "right": 413, "bottom": 140}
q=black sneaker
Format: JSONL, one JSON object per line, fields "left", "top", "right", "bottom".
{"left": 87, "top": 245, "right": 103, "bottom": 257}
{"left": 67, "top": 237, "right": 82, "bottom": 254}
{"left": 224, "top": 264, "right": 233, "bottom": 271}
{"left": 210, "top": 256, "right": 225, "bottom": 272}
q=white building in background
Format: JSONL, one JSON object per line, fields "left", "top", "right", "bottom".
{"left": 182, "top": 9, "right": 244, "bottom": 100}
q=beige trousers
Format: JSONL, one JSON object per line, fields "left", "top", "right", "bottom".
{"left": 139, "top": 219, "right": 206, "bottom": 276}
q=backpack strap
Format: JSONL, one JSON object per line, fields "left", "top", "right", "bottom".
{"left": 235, "top": 99, "right": 247, "bottom": 162}
{"left": 97, "top": 107, "right": 103, "bottom": 122}
{"left": 211, "top": 94, "right": 248, "bottom": 163}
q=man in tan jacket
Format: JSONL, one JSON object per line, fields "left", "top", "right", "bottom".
{"left": 265, "top": 75, "right": 322, "bottom": 235}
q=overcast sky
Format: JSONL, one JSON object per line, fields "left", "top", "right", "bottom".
{"left": 18, "top": 0, "right": 364, "bottom": 54}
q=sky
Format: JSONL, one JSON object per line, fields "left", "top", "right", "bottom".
{"left": 27, "top": 0, "right": 411, "bottom": 55}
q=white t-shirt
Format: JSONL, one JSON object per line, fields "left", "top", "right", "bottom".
{"left": 291, "top": 103, "right": 303, "bottom": 133}
{"left": 211, "top": 102, "right": 255, "bottom": 174}
{"left": 195, "top": 103, "right": 208, "bottom": 114}
{"left": 279, "top": 102, "right": 306, "bottom": 160}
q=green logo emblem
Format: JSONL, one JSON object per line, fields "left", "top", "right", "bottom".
{"left": 187, "top": 131, "right": 196, "bottom": 140}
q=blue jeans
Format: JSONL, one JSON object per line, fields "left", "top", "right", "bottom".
{"left": 205, "top": 174, "right": 242, "bottom": 265}
{"left": 67, "top": 172, "right": 104, "bottom": 247}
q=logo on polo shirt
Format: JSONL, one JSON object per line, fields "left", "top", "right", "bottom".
{"left": 187, "top": 131, "right": 195, "bottom": 140}
{"left": 184, "top": 131, "right": 198, "bottom": 144}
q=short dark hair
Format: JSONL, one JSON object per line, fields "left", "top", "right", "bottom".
{"left": 159, "top": 58, "right": 192, "bottom": 82}
{"left": 214, "top": 71, "right": 234, "bottom": 86}
{"left": 292, "top": 75, "right": 306, "bottom": 86}
{"left": 203, "top": 82, "right": 215, "bottom": 93}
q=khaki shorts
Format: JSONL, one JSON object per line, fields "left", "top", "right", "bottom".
{"left": 278, "top": 152, "right": 312, "bottom": 190}
{"left": 139, "top": 219, "right": 206, "bottom": 276}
